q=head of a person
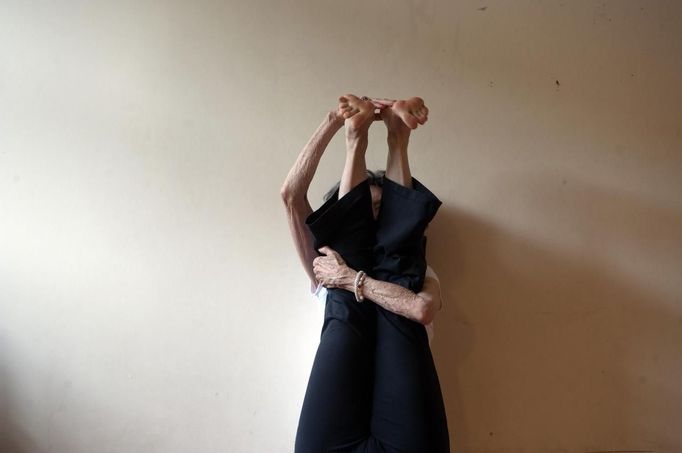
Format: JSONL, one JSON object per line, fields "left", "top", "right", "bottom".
{"left": 324, "top": 170, "right": 385, "bottom": 220}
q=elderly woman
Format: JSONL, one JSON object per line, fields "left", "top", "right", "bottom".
{"left": 281, "top": 94, "right": 449, "bottom": 452}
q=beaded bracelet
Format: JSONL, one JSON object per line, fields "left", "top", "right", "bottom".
{"left": 354, "top": 270, "right": 366, "bottom": 303}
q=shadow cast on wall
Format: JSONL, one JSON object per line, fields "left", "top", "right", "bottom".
{"left": 427, "top": 174, "right": 681, "bottom": 452}
{"left": 0, "top": 363, "right": 38, "bottom": 453}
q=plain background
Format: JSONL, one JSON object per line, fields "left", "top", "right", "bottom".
{"left": 1, "top": 1, "right": 681, "bottom": 452}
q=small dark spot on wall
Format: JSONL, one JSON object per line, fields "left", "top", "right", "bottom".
{"left": 478, "top": 6, "right": 487, "bottom": 11}
{"left": 562, "top": 179, "right": 567, "bottom": 185}
{"left": 555, "top": 80, "right": 560, "bottom": 86}
{"left": 489, "top": 431, "right": 494, "bottom": 436}
{"left": 630, "top": 73, "right": 635, "bottom": 77}
{"left": 488, "top": 81, "right": 494, "bottom": 87}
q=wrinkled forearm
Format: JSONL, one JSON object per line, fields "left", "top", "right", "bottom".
{"left": 337, "top": 275, "right": 426, "bottom": 324}
{"left": 319, "top": 256, "right": 441, "bottom": 325}
{"left": 281, "top": 110, "right": 344, "bottom": 203}
{"left": 364, "top": 276, "right": 424, "bottom": 322}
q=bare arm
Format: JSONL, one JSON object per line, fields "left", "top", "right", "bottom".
{"left": 363, "top": 274, "right": 441, "bottom": 325}
{"left": 313, "top": 246, "right": 442, "bottom": 325}
{"left": 281, "top": 110, "right": 345, "bottom": 291}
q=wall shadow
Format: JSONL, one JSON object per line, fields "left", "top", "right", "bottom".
{"left": 0, "top": 360, "right": 41, "bottom": 453}
{"left": 427, "top": 176, "right": 681, "bottom": 452}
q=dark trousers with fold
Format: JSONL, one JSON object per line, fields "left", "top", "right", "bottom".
{"left": 294, "top": 178, "right": 450, "bottom": 453}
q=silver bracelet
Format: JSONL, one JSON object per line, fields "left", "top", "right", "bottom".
{"left": 354, "top": 270, "right": 366, "bottom": 303}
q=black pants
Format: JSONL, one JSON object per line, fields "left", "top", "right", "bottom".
{"left": 294, "top": 177, "right": 450, "bottom": 452}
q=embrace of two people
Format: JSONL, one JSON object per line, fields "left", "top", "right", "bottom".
{"left": 281, "top": 94, "right": 450, "bottom": 452}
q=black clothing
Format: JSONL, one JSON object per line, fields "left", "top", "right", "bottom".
{"left": 295, "top": 177, "right": 449, "bottom": 453}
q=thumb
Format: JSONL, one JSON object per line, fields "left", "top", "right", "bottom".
{"left": 318, "top": 246, "right": 333, "bottom": 256}
{"left": 320, "top": 246, "right": 345, "bottom": 264}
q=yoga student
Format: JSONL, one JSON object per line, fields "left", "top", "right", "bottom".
{"left": 281, "top": 94, "right": 450, "bottom": 452}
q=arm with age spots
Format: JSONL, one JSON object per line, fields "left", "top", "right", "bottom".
{"left": 313, "top": 246, "right": 442, "bottom": 325}
{"left": 281, "top": 110, "right": 345, "bottom": 292}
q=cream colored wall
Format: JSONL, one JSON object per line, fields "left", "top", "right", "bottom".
{"left": 1, "top": 1, "right": 680, "bottom": 452}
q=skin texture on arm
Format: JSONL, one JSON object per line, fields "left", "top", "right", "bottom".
{"left": 313, "top": 246, "right": 442, "bottom": 325}
{"left": 363, "top": 274, "right": 441, "bottom": 325}
{"left": 281, "top": 110, "right": 345, "bottom": 291}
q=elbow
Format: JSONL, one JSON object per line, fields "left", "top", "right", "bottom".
{"left": 416, "top": 309, "right": 434, "bottom": 326}
{"left": 280, "top": 185, "right": 291, "bottom": 204}
{"left": 415, "top": 296, "right": 435, "bottom": 326}
{"left": 280, "top": 181, "right": 308, "bottom": 206}
{"left": 280, "top": 185, "right": 298, "bottom": 206}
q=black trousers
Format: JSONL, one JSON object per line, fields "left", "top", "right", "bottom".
{"left": 294, "top": 177, "right": 450, "bottom": 453}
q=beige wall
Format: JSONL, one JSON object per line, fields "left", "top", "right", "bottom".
{"left": 1, "top": 1, "right": 681, "bottom": 452}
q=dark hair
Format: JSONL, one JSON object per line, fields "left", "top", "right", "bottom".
{"left": 323, "top": 170, "right": 385, "bottom": 202}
